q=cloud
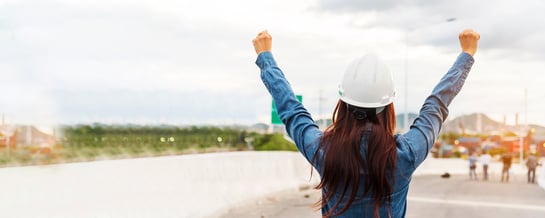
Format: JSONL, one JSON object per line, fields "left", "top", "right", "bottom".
{"left": 0, "top": 0, "right": 264, "bottom": 127}
{"left": 314, "top": 0, "right": 545, "bottom": 60}
{"left": 315, "top": 0, "right": 407, "bottom": 12}
{"left": 1, "top": 0, "right": 260, "bottom": 91}
{"left": 1, "top": 0, "right": 545, "bottom": 128}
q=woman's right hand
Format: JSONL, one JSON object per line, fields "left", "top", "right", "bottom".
{"left": 459, "top": 29, "right": 480, "bottom": 57}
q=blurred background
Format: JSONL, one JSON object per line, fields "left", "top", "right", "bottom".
{"left": 0, "top": 0, "right": 544, "bottom": 165}
{"left": 1, "top": 0, "right": 545, "bottom": 217}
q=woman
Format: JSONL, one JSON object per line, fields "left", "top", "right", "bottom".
{"left": 252, "top": 29, "right": 479, "bottom": 217}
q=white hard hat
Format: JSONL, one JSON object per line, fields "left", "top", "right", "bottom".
{"left": 338, "top": 53, "right": 396, "bottom": 109}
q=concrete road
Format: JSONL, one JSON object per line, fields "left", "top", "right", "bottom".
{"left": 220, "top": 174, "right": 545, "bottom": 218}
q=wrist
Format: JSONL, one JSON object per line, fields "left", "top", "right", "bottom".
{"left": 462, "top": 50, "right": 475, "bottom": 57}
{"left": 256, "top": 49, "right": 272, "bottom": 55}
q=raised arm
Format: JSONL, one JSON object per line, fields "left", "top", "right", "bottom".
{"left": 252, "top": 31, "right": 322, "bottom": 162}
{"left": 403, "top": 29, "right": 480, "bottom": 167}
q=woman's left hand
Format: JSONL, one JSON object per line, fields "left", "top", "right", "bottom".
{"left": 252, "top": 30, "right": 272, "bottom": 55}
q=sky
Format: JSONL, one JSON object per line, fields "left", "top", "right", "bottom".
{"left": 1, "top": 0, "right": 545, "bottom": 133}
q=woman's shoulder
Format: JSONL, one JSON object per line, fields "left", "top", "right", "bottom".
{"left": 393, "top": 134, "right": 415, "bottom": 159}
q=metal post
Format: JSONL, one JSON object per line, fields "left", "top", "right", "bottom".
{"left": 404, "top": 31, "right": 409, "bottom": 132}
{"left": 519, "top": 123, "right": 523, "bottom": 165}
{"left": 403, "top": 18, "right": 456, "bottom": 132}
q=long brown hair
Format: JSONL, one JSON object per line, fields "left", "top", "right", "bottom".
{"left": 312, "top": 100, "right": 397, "bottom": 217}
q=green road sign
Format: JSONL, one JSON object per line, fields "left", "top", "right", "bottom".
{"left": 272, "top": 95, "right": 302, "bottom": 125}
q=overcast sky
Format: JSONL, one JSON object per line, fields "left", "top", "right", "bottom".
{"left": 1, "top": 0, "right": 544, "bottom": 132}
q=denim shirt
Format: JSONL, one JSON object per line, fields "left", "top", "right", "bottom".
{"left": 256, "top": 51, "right": 474, "bottom": 217}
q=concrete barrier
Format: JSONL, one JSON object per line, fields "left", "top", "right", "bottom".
{"left": 0, "top": 151, "right": 318, "bottom": 218}
{"left": 0, "top": 152, "right": 542, "bottom": 218}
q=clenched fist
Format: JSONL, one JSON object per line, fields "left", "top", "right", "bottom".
{"left": 252, "top": 30, "right": 272, "bottom": 55}
{"left": 459, "top": 29, "right": 480, "bottom": 57}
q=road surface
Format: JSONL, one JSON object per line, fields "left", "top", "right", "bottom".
{"left": 220, "top": 174, "right": 545, "bottom": 218}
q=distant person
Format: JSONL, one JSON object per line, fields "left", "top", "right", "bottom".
{"left": 252, "top": 29, "right": 480, "bottom": 217}
{"left": 468, "top": 152, "right": 478, "bottom": 180}
{"left": 501, "top": 152, "right": 513, "bottom": 182}
{"left": 526, "top": 153, "right": 540, "bottom": 184}
{"left": 480, "top": 151, "right": 491, "bottom": 180}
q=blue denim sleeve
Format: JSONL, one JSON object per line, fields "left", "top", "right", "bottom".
{"left": 403, "top": 52, "right": 474, "bottom": 168}
{"left": 255, "top": 52, "right": 322, "bottom": 163}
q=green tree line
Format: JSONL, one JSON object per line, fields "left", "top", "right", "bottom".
{"left": 59, "top": 124, "right": 296, "bottom": 159}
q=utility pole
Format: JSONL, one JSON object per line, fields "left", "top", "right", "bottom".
{"left": 520, "top": 88, "right": 527, "bottom": 165}
{"left": 404, "top": 18, "right": 456, "bottom": 132}
{"left": 318, "top": 89, "right": 326, "bottom": 130}
{"left": 404, "top": 30, "right": 409, "bottom": 132}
